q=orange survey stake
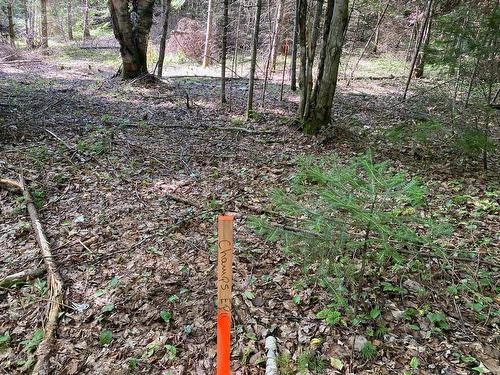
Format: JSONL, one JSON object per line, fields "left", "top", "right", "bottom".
{"left": 217, "top": 216, "right": 233, "bottom": 375}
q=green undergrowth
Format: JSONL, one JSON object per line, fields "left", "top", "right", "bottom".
{"left": 251, "top": 152, "right": 498, "bottom": 343}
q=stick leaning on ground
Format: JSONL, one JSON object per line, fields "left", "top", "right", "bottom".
{"left": 0, "top": 176, "right": 64, "bottom": 375}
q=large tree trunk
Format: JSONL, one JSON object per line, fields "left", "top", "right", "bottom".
{"left": 303, "top": 0, "right": 324, "bottom": 118}
{"left": 7, "top": 0, "right": 15, "bottom": 47}
{"left": 202, "top": 0, "right": 214, "bottom": 67}
{"left": 41, "top": 0, "right": 48, "bottom": 47}
{"left": 157, "top": 0, "right": 171, "bottom": 77}
{"left": 220, "top": 0, "right": 229, "bottom": 103}
{"left": 310, "top": 0, "right": 335, "bottom": 109}
{"left": 83, "top": 0, "right": 91, "bottom": 39}
{"left": 108, "top": 0, "right": 156, "bottom": 79}
{"left": 290, "top": 0, "right": 299, "bottom": 91}
{"left": 246, "top": 0, "right": 263, "bottom": 118}
{"left": 67, "top": 0, "right": 74, "bottom": 40}
{"left": 270, "top": 0, "right": 285, "bottom": 71}
{"left": 303, "top": 0, "right": 348, "bottom": 134}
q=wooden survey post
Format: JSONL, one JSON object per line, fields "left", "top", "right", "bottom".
{"left": 217, "top": 216, "right": 233, "bottom": 375}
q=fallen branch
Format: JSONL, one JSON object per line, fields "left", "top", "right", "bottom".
{"left": 164, "top": 192, "right": 203, "bottom": 209}
{"left": 161, "top": 123, "right": 277, "bottom": 135}
{"left": 0, "top": 178, "right": 22, "bottom": 191}
{"left": 0, "top": 59, "right": 42, "bottom": 65}
{"left": 0, "top": 267, "right": 46, "bottom": 287}
{"left": 18, "top": 176, "right": 64, "bottom": 375}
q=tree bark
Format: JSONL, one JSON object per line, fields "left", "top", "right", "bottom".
{"left": 157, "top": 0, "right": 171, "bottom": 77}
{"left": 303, "top": 0, "right": 324, "bottom": 118}
{"left": 246, "top": 0, "right": 263, "bottom": 118}
{"left": 290, "top": 0, "right": 299, "bottom": 91}
{"left": 67, "top": 0, "right": 74, "bottom": 40}
{"left": 83, "top": 0, "right": 91, "bottom": 39}
{"left": 7, "top": 0, "right": 15, "bottom": 47}
{"left": 297, "top": 0, "right": 307, "bottom": 118}
{"left": 303, "top": 0, "right": 349, "bottom": 134}
{"left": 270, "top": 0, "right": 285, "bottom": 71}
{"left": 221, "top": 0, "right": 229, "bottom": 103}
{"left": 403, "top": 0, "right": 433, "bottom": 100}
{"left": 41, "top": 0, "right": 48, "bottom": 47}
{"left": 108, "top": 0, "right": 156, "bottom": 79}
{"left": 202, "top": 0, "right": 214, "bottom": 67}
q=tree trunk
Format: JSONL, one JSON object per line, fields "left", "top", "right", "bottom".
{"left": 290, "top": 0, "right": 299, "bottom": 91}
{"left": 303, "top": 0, "right": 349, "bottom": 134}
{"left": 7, "top": 0, "right": 15, "bottom": 47}
{"left": 83, "top": 0, "right": 91, "bottom": 39}
{"left": 246, "top": 0, "right": 263, "bottom": 119}
{"left": 403, "top": 0, "right": 433, "bottom": 100}
{"left": 297, "top": 0, "right": 307, "bottom": 118}
{"left": 414, "top": 5, "right": 433, "bottom": 78}
{"left": 108, "top": 0, "right": 156, "bottom": 79}
{"left": 221, "top": 0, "right": 229, "bottom": 103}
{"left": 67, "top": 0, "right": 74, "bottom": 40}
{"left": 270, "top": 0, "right": 285, "bottom": 71}
{"left": 202, "top": 0, "right": 214, "bottom": 67}
{"left": 310, "top": 0, "right": 334, "bottom": 106}
{"left": 157, "top": 0, "right": 171, "bottom": 77}
{"left": 41, "top": 0, "right": 48, "bottom": 47}
{"left": 303, "top": 0, "right": 324, "bottom": 118}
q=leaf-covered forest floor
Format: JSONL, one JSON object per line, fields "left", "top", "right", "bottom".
{"left": 1, "top": 45, "right": 499, "bottom": 374}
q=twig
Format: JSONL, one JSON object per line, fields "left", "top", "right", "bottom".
{"left": 44, "top": 129, "right": 86, "bottom": 162}
{"left": 0, "top": 268, "right": 46, "bottom": 287}
{"left": 18, "top": 176, "right": 64, "bottom": 375}
{"left": 164, "top": 192, "right": 203, "bottom": 209}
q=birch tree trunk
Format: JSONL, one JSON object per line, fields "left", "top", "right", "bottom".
{"left": 7, "top": 0, "right": 15, "bottom": 47}
{"left": 108, "top": 0, "right": 156, "bottom": 79}
{"left": 157, "top": 0, "right": 171, "bottom": 77}
{"left": 67, "top": 0, "right": 74, "bottom": 40}
{"left": 83, "top": 0, "right": 91, "bottom": 39}
{"left": 246, "top": 0, "right": 263, "bottom": 119}
{"left": 202, "top": 0, "right": 214, "bottom": 67}
{"left": 41, "top": 0, "right": 48, "bottom": 47}
{"left": 303, "top": 0, "right": 349, "bottom": 134}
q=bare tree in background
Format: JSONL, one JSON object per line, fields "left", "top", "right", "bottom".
{"left": 7, "top": 0, "right": 15, "bottom": 47}
{"left": 157, "top": 0, "right": 172, "bottom": 77}
{"left": 67, "top": 0, "right": 74, "bottom": 40}
{"left": 41, "top": 0, "right": 48, "bottom": 47}
{"left": 202, "top": 0, "right": 214, "bottom": 67}
{"left": 221, "top": 0, "right": 229, "bottom": 103}
{"left": 270, "top": 0, "right": 285, "bottom": 71}
{"left": 290, "top": 0, "right": 299, "bottom": 91}
{"left": 83, "top": 0, "right": 91, "bottom": 40}
{"left": 246, "top": 0, "right": 263, "bottom": 119}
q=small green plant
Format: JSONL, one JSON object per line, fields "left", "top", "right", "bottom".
{"left": 276, "top": 353, "right": 294, "bottom": 375}
{"left": 251, "top": 152, "right": 450, "bottom": 307}
{"left": 101, "top": 304, "right": 114, "bottom": 313}
{"left": 297, "top": 350, "right": 326, "bottom": 374}
{"left": 360, "top": 341, "right": 377, "bottom": 360}
{"left": 427, "top": 311, "right": 449, "bottom": 333}
{"left": 34, "top": 278, "right": 48, "bottom": 296}
{"left": 160, "top": 310, "right": 172, "bottom": 323}
{"left": 21, "top": 329, "right": 44, "bottom": 353}
{"left": 164, "top": 344, "right": 177, "bottom": 361}
{"left": 410, "top": 356, "right": 420, "bottom": 370}
{"left": 99, "top": 329, "right": 113, "bottom": 346}
{"left": 316, "top": 309, "right": 341, "bottom": 326}
{"left": 0, "top": 331, "right": 11, "bottom": 347}
{"left": 128, "top": 357, "right": 138, "bottom": 370}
